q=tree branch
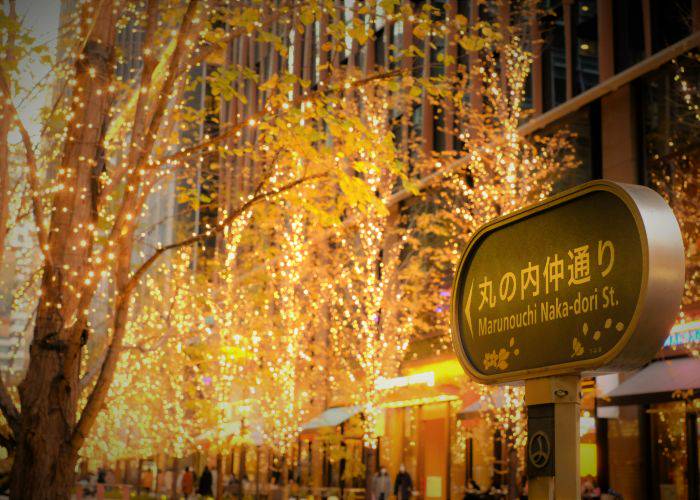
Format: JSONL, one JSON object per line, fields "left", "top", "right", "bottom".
{"left": 158, "top": 69, "right": 403, "bottom": 166}
{"left": 71, "top": 172, "right": 323, "bottom": 451}
{"left": 0, "top": 69, "right": 50, "bottom": 266}
{"left": 125, "top": 173, "right": 325, "bottom": 296}
{"left": 0, "top": 373, "right": 19, "bottom": 438}
{"left": 73, "top": 0, "right": 203, "bottom": 325}
{"left": 99, "top": 0, "right": 201, "bottom": 222}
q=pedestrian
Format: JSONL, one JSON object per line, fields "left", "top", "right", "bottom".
{"left": 198, "top": 466, "right": 214, "bottom": 497}
{"left": 394, "top": 465, "right": 413, "bottom": 500}
{"left": 97, "top": 468, "right": 106, "bottom": 484}
{"left": 226, "top": 473, "right": 240, "bottom": 495}
{"left": 371, "top": 467, "right": 391, "bottom": 500}
{"left": 141, "top": 468, "right": 153, "bottom": 492}
{"left": 181, "top": 466, "right": 195, "bottom": 498}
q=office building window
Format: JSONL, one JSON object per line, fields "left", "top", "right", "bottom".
{"left": 612, "top": 0, "right": 645, "bottom": 72}
{"left": 433, "top": 109, "right": 446, "bottom": 152}
{"left": 392, "top": 20, "right": 404, "bottom": 71}
{"left": 541, "top": 1, "right": 566, "bottom": 110}
{"left": 536, "top": 102, "right": 600, "bottom": 191}
{"left": 640, "top": 52, "right": 699, "bottom": 186}
{"left": 430, "top": 6, "right": 446, "bottom": 78}
{"left": 650, "top": 0, "right": 693, "bottom": 52}
{"left": 572, "top": 0, "right": 598, "bottom": 94}
{"left": 640, "top": 53, "right": 699, "bottom": 304}
{"left": 455, "top": 0, "right": 470, "bottom": 70}
{"left": 375, "top": 26, "right": 387, "bottom": 68}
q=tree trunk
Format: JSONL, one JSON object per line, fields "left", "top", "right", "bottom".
{"left": 0, "top": 83, "right": 10, "bottom": 270}
{"left": 8, "top": 2, "right": 117, "bottom": 497}
{"left": 281, "top": 455, "right": 290, "bottom": 500}
{"left": 0, "top": 0, "right": 17, "bottom": 272}
{"left": 124, "top": 460, "right": 131, "bottom": 488}
{"left": 364, "top": 446, "right": 377, "bottom": 500}
{"left": 137, "top": 459, "right": 144, "bottom": 495}
{"left": 172, "top": 457, "right": 180, "bottom": 499}
{"left": 507, "top": 447, "right": 518, "bottom": 500}
{"left": 255, "top": 446, "right": 261, "bottom": 500}
{"left": 216, "top": 453, "right": 224, "bottom": 500}
{"left": 238, "top": 445, "right": 247, "bottom": 500}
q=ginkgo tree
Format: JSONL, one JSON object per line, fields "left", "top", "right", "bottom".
{"left": 327, "top": 82, "right": 426, "bottom": 452}
{"left": 414, "top": 9, "right": 580, "bottom": 488}
{"left": 81, "top": 250, "right": 205, "bottom": 464}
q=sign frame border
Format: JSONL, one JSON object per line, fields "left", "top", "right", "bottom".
{"left": 450, "top": 180, "right": 685, "bottom": 384}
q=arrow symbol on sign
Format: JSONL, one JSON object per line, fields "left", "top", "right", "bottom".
{"left": 465, "top": 279, "right": 474, "bottom": 338}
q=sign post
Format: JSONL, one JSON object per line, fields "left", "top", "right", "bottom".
{"left": 450, "top": 181, "right": 685, "bottom": 499}
{"left": 524, "top": 375, "right": 580, "bottom": 499}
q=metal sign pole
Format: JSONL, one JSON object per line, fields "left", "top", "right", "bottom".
{"left": 525, "top": 375, "right": 581, "bottom": 500}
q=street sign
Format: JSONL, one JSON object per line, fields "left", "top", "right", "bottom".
{"left": 451, "top": 180, "right": 685, "bottom": 384}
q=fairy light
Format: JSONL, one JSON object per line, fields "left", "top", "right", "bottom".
{"left": 648, "top": 54, "right": 700, "bottom": 311}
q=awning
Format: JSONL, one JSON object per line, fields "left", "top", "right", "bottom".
{"left": 196, "top": 421, "right": 264, "bottom": 446}
{"left": 600, "top": 356, "right": 700, "bottom": 404}
{"left": 302, "top": 406, "right": 361, "bottom": 431}
{"left": 457, "top": 391, "right": 507, "bottom": 419}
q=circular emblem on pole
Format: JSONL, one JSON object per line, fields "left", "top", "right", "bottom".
{"left": 528, "top": 431, "right": 551, "bottom": 469}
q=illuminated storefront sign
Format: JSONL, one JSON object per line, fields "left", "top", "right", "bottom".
{"left": 663, "top": 320, "right": 700, "bottom": 347}
{"left": 376, "top": 371, "right": 435, "bottom": 390}
{"left": 451, "top": 181, "right": 685, "bottom": 383}
{"left": 381, "top": 394, "right": 458, "bottom": 409}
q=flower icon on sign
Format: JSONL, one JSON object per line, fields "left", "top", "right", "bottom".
{"left": 571, "top": 337, "right": 584, "bottom": 357}
{"left": 483, "top": 348, "right": 510, "bottom": 370}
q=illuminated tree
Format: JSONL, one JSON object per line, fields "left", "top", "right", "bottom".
{"left": 327, "top": 83, "right": 424, "bottom": 449}
{"left": 408, "top": 8, "right": 579, "bottom": 488}
{"left": 81, "top": 250, "right": 204, "bottom": 463}
{"left": 646, "top": 52, "right": 700, "bottom": 312}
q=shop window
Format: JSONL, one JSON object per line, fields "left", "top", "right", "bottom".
{"left": 572, "top": 0, "right": 598, "bottom": 94}
{"left": 693, "top": 409, "right": 700, "bottom": 499}
{"left": 612, "top": 0, "right": 645, "bottom": 73}
{"left": 455, "top": 0, "right": 470, "bottom": 71}
{"left": 650, "top": 402, "right": 689, "bottom": 499}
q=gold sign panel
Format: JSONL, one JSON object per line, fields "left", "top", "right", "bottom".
{"left": 451, "top": 181, "right": 685, "bottom": 384}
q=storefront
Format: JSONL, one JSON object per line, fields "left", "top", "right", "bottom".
{"left": 596, "top": 319, "right": 700, "bottom": 499}
{"left": 295, "top": 354, "right": 475, "bottom": 500}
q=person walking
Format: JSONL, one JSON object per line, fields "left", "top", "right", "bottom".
{"left": 394, "top": 465, "right": 413, "bottom": 500}
{"left": 181, "top": 466, "right": 195, "bottom": 498}
{"left": 371, "top": 467, "right": 391, "bottom": 500}
{"left": 199, "top": 466, "right": 214, "bottom": 498}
